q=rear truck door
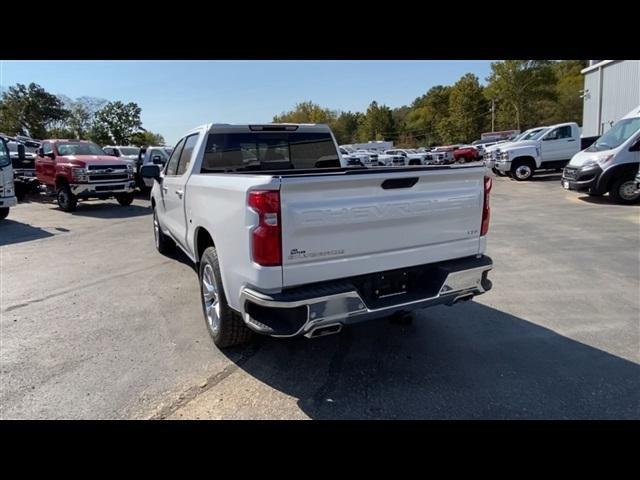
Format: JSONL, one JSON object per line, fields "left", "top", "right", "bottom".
{"left": 279, "top": 167, "right": 485, "bottom": 287}
{"left": 161, "top": 134, "right": 199, "bottom": 248}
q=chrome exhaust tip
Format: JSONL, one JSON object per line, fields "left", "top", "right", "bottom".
{"left": 305, "top": 323, "right": 343, "bottom": 338}
{"left": 451, "top": 293, "right": 474, "bottom": 305}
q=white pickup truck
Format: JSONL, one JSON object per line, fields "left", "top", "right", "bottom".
{"left": 495, "top": 122, "right": 581, "bottom": 180}
{"left": 142, "top": 124, "right": 493, "bottom": 348}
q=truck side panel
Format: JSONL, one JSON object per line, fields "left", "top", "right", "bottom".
{"left": 185, "top": 174, "right": 283, "bottom": 312}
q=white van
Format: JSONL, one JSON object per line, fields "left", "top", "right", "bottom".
{"left": 561, "top": 106, "right": 640, "bottom": 204}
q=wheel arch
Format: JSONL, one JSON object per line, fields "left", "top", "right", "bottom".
{"left": 55, "top": 175, "right": 69, "bottom": 188}
{"left": 596, "top": 162, "right": 640, "bottom": 194}
{"left": 194, "top": 226, "right": 215, "bottom": 264}
{"left": 511, "top": 155, "right": 536, "bottom": 167}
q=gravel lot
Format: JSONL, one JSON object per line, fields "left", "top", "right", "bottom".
{"left": 1, "top": 172, "right": 638, "bottom": 419}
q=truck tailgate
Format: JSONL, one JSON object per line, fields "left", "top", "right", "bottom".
{"left": 279, "top": 167, "right": 486, "bottom": 287}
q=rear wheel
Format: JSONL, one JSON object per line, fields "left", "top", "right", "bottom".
{"left": 115, "top": 192, "right": 134, "bottom": 206}
{"left": 57, "top": 184, "right": 77, "bottom": 212}
{"left": 609, "top": 176, "right": 640, "bottom": 204}
{"left": 0, "top": 207, "right": 9, "bottom": 221}
{"left": 511, "top": 161, "right": 535, "bottom": 181}
{"left": 199, "top": 246, "right": 253, "bottom": 348}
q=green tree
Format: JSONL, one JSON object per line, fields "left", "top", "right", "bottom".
{"left": 357, "top": 101, "right": 395, "bottom": 142}
{"left": 547, "top": 60, "right": 587, "bottom": 125}
{"left": 404, "top": 86, "right": 451, "bottom": 146}
{"left": 129, "top": 130, "right": 166, "bottom": 146}
{"left": 91, "top": 101, "right": 143, "bottom": 145}
{"left": 440, "top": 73, "right": 488, "bottom": 143}
{"left": 0, "top": 83, "right": 69, "bottom": 138}
{"left": 330, "top": 111, "right": 362, "bottom": 144}
{"left": 273, "top": 101, "right": 337, "bottom": 124}
{"left": 484, "top": 60, "right": 556, "bottom": 130}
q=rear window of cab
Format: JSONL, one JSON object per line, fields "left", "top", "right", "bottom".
{"left": 200, "top": 132, "right": 341, "bottom": 173}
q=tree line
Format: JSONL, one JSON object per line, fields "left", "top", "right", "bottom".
{"left": 273, "top": 60, "right": 587, "bottom": 146}
{"left": 0, "top": 82, "right": 165, "bottom": 146}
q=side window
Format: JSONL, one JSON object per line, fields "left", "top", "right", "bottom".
{"left": 165, "top": 138, "right": 186, "bottom": 176}
{"left": 42, "top": 142, "right": 53, "bottom": 155}
{"left": 176, "top": 134, "right": 199, "bottom": 176}
{"left": 557, "top": 126, "right": 572, "bottom": 139}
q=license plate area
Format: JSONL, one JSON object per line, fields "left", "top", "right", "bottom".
{"left": 372, "top": 271, "right": 409, "bottom": 300}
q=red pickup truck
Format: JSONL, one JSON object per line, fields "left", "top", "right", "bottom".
{"left": 35, "top": 140, "right": 136, "bottom": 212}
{"left": 452, "top": 145, "right": 481, "bottom": 163}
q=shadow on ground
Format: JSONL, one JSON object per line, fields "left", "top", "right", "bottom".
{"left": 577, "top": 194, "right": 640, "bottom": 206}
{"left": 0, "top": 220, "right": 55, "bottom": 246}
{"left": 60, "top": 202, "right": 152, "bottom": 219}
{"left": 224, "top": 301, "right": 640, "bottom": 419}
{"left": 530, "top": 172, "right": 563, "bottom": 182}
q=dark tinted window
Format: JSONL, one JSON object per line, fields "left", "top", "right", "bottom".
{"left": 556, "top": 126, "right": 572, "bottom": 139}
{"left": 0, "top": 141, "right": 9, "bottom": 167}
{"left": 176, "top": 134, "right": 199, "bottom": 176}
{"left": 201, "top": 132, "right": 340, "bottom": 173}
{"left": 165, "top": 138, "right": 185, "bottom": 176}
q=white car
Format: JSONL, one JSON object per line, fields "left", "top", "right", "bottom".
{"left": 141, "top": 123, "right": 493, "bottom": 349}
{"left": 138, "top": 145, "right": 174, "bottom": 187}
{"left": 339, "top": 146, "right": 377, "bottom": 167}
{"left": 384, "top": 149, "right": 427, "bottom": 165}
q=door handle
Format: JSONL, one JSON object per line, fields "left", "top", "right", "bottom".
{"left": 175, "top": 189, "right": 184, "bottom": 198}
{"left": 567, "top": 139, "right": 575, "bottom": 142}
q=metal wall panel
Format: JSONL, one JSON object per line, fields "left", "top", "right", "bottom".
{"left": 601, "top": 61, "right": 640, "bottom": 133}
{"left": 582, "top": 71, "right": 600, "bottom": 136}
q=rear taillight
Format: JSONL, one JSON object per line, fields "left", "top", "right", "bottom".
{"left": 248, "top": 190, "right": 282, "bottom": 266}
{"left": 481, "top": 176, "right": 492, "bottom": 236}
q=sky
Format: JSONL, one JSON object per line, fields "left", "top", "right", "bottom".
{"left": 0, "top": 60, "right": 493, "bottom": 144}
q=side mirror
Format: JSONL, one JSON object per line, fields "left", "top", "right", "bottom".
{"left": 38, "top": 147, "right": 44, "bottom": 156}
{"left": 629, "top": 137, "right": 640, "bottom": 152}
{"left": 152, "top": 155, "right": 163, "bottom": 165}
{"left": 17, "top": 144, "right": 26, "bottom": 160}
{"left": 141, "top": 164, "right": 161, "bottom": 181}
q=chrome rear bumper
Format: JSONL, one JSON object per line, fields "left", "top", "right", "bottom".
{"left": 238, "top": 256, "right": 493, "bottom": 338}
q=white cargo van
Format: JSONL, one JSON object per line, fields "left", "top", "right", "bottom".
{"left": 561, "top": 106, "right": 640, "bottom": 204}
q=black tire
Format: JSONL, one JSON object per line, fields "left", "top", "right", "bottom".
{"left": 57, "top": 184, "right": 77, "bottom": 212}
{"left": 199, "top": 246, "right": 253, "bottom": 348}
{"left": 0, "top": 207, "right": 9, "bottom": 221}
{"left": 115, "top": 192, "right": 134, "bottom": 206}
{"left": 609, "top": 175, "right": 640, "bottom": 205}
{"left": 152, "top": 206, "right": 175, "bottom": 255}
{"left": 511, "top": 160, "right": 535, "bottom": 181}
{"left": 15, "top": 182, "right": 27, "bottom": 201}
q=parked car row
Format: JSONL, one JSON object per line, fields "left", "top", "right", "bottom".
{"left": 339, "top": 144, "right": 483, "bottom": 167}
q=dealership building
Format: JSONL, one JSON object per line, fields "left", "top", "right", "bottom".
{"left": 581, "top": 60, "right": 640, "bottom": 136}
